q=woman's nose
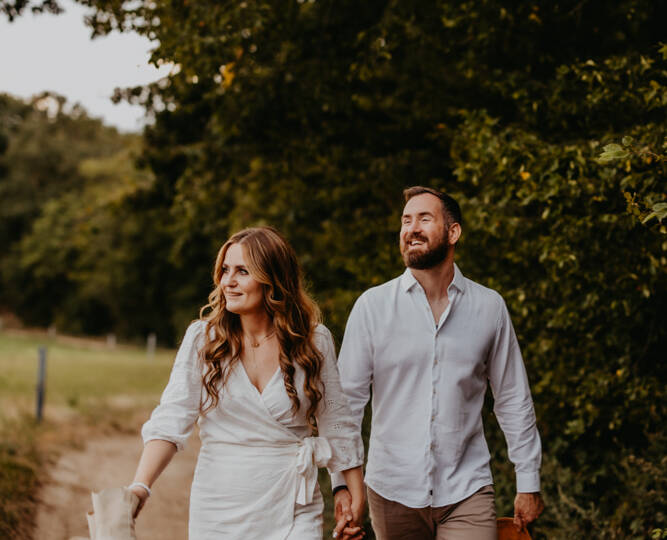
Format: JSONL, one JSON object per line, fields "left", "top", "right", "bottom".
{"left": 222, "top": 272, "right": 236, "bottom": 287}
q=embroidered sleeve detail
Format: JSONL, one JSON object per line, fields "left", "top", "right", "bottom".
{"left": 314, "top": 325, "right": 365, "bottom": 474}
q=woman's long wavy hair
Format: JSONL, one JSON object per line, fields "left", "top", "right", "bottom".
{"left": 198, "top": 226, "right": 324, "bottom": 431}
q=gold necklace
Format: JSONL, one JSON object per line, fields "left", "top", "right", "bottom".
{"left": 245, "top": 331, "right": 275, "bottom": 348}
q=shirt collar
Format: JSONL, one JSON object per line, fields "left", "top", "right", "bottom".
{"left": 400, "top": 263, "right": 466, "bottom": 294}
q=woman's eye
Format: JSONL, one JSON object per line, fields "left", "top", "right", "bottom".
{"left": 239, "top": 269, "right": 248, "bottom": 275}
{"left": 221, "top": 267, "right": 228, "bottom": 274}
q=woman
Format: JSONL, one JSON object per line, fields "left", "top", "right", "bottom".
{"left": 128, "top": 227, "right": 365, "bottom": 539}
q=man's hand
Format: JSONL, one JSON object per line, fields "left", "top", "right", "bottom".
{"left": 513, "top": 492, "right": 544, "bottom": 531}
{"left": 333, "top": 488, "right": 364, "bottom": 539}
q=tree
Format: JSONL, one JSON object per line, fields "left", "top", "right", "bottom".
{"left": 0, "top": 0, "right": 61, "bottom": 21}
{"left": 2, "top": 1, "right": 666, "bottom": 536}
{"left": 0, "top": 94, "right": 137, "bottom": 328}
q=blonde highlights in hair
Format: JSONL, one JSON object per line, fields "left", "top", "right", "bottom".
{"left": 198, "top": 227, "right": 323, "bottom": 430}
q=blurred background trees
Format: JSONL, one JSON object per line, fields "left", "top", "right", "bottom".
{"left": 1, "top": 1, "right": 665, "bottom": 538}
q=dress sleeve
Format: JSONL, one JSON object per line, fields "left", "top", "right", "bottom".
{"left": 329, "top": 295, "right": 373, "bottom": 489}
{"left": 141, "top": 320, "right": 204, "bottom": 451}
{"left": 314, "top": 325, "right": 365, "bottom": 474}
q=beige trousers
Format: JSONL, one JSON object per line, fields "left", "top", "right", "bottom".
{"left": 368, "top": 484, "right": 497, "bottom": 540}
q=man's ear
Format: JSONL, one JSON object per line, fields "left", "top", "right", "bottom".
{"left": 449, "top": 223, "right": 462, "bottom": 245}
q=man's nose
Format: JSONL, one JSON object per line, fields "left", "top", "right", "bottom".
{"left": 407, "top": 220, "right": 422, "bottom": 235}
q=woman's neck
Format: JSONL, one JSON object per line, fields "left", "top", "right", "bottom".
{"left": 239, "top": 311, "right": 274, "bottom": 338}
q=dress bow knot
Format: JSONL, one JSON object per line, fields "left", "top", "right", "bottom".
{"left": 295, "top": 436, "right": 332, "bottom": 505}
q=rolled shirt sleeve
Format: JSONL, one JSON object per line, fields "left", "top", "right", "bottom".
{"left": 487, "top": 298, "right": 542, "bottom": 493}
{"left": 141, "top": 320, "right": 205, "bottom": 451}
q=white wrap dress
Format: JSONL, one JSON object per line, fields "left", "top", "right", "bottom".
{"left": 141, "top": 321, "right": 364, "bottom": 540}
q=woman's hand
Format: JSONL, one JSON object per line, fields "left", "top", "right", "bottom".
{"left": 332, "top": 488, "right": 365, "bottom": 539}
{"left": 350, "top": 496, "right": 365, "bottom": 526}
{"left": 128, "top": 484, "right": 151, "bottom": 518}
{"left": 333, "top": 466, "right": 366, "bottom": 539}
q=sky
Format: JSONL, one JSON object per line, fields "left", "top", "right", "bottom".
{"left": 0, "top": 0, "right": 171, "bottom": 132}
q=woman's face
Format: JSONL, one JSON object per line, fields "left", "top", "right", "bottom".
{"left": 220, "top": 243, "right": 265, "bottom": 317}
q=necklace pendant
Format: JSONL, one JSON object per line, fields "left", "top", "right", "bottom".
{"left": 251, "top": 342, "right": 259, "bottom": 347}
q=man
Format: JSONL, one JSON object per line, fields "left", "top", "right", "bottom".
{"left": 332, "top": 186, "right": 544, "bottom": 540}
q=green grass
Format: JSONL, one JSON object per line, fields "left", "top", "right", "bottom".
{"left": 0, "top": 331, "right": 175, "bottom": 417}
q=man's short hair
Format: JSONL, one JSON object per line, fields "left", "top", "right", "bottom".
{"left": 403, "top": 186, "right": 463, "bottom": 226}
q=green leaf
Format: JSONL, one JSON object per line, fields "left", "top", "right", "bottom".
{"left": 643, "top": 202, "right": 667, "bottom": 223}
{"left": 598, "top": 143, "right": 630, "bottom": 163}
{"left": 659, "top": 42, "right": 667, "bottom": 61}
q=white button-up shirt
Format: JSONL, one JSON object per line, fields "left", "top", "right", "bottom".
{"left": 331, "top": 265, "right": 542, "bottom": 508}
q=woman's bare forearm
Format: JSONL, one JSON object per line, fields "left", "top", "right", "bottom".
{"left": 132, "top": 439, "right": 178, "bottom": 487}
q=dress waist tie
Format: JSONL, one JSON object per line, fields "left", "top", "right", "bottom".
{"left": 295, "top": 436, "right": 332, "bottom": 505}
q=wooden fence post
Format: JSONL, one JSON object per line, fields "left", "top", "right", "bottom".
{"left": 147, "top": 333, "right": 156, "bottom": 359}
{"left": 36, "top": 346, "right": 47, "bottom": 423}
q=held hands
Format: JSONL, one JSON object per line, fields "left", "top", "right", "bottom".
{"left": 332, "top": 488, "right": 365, "bottom": 539}
{"left": 513, "top": 492, "right": 544, "bottom": 531}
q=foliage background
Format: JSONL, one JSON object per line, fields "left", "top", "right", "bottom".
{"left": 1, "top": 1, "right": 666, "bottom": 538}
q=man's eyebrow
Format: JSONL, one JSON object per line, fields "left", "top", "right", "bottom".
{"left": 402, "top": 211, "right": 435, "bottom": 218}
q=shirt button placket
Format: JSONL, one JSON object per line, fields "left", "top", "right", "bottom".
{"left": 429, "top": 329, "right": 439, "bottom": 503}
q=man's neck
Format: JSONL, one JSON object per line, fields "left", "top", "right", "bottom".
{"left": 409, "top": 256, "right": 455, "bottom": 302}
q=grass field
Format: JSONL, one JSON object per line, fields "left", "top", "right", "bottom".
{"left": 0, "top": 329, "right": 177, "bottom": 539}
{"left": 0, "top": 330, "right": 175, "bottom": 416}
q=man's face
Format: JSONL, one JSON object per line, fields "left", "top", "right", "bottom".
{"left": 400, "top": 193, "right": 451, "bottom": 269}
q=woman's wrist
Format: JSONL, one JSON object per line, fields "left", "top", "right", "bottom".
{"left": 128, "top": 481, "right": 152, "bottom": 497}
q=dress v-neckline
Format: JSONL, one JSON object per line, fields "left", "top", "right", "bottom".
{"left": 239, "top": 361, "right": 281, "bottom": 396}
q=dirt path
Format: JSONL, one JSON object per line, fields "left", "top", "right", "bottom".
{"left": 35, "top": 432, "right": 200, "bottom": 540}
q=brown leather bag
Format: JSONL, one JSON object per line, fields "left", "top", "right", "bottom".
{"left": 497, "top": 517, "right": 533, "bottom": 539}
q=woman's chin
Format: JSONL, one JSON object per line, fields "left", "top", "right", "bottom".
{"left": 224, "top": 304, "right": 243, "bottom": 315}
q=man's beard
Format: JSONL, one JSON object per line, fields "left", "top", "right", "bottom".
{"left": 402, "top": 232, "right": 450, "bottom": 269}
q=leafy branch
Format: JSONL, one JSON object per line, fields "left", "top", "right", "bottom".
{"left": 599, "top": 136, "right": 667, "bottom": 229}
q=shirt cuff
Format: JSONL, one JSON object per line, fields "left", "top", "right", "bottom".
{"left": 332, "top": 485, "right": 348, "bottom": 496}
{"left": 516, "top": 470, "right": 541, "bottom": 493}
{"left": 330, "top": 471, "right": 346, "bottom": 491}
